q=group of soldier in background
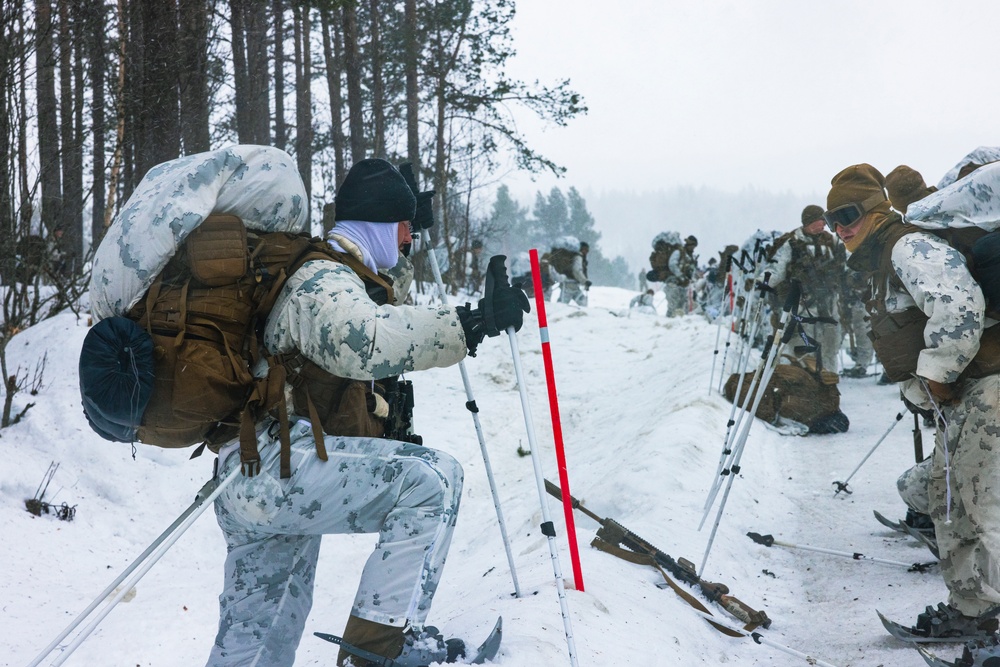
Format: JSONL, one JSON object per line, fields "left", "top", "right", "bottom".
{"left": 642, "top": 148, "right": 1000, "bottom": 654}
{"left": 638, "top": 208, "right": 875, "bottom": 381}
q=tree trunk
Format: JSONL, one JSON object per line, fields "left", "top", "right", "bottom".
{"left": 105, "top": 0, "right": 127, "bottom": 227}
{"left": 320, "top": 5, "right": 345, "bottom": 186}
{"left": 178, "top": 0, "right": 211, "bottom": 154}
{"left": 0, "top": 6, "right": 14, "bottom": 282}
{"left": 341, "top": 0, "right": 364, "bottom": 162}
{"left": 433, "top": 73, "right": 447, "bottom": 247}
{"left": 231, "top": 0, "right": 270, "bottom": 145}
{"left": 273, "top": 0, "right": 286, "bottom": 150}
{"left": 121, "top": 0, "right": 140, "bottom": 198}
{"left": 134, "top": 0, "right": 180, "bottom": 180}
{"left": 55, "top": 0, "right": 84, "bottom": 273}
{"left": 292, "top": 1, "right": 312, "bottom": 221}
{"left": 368, "top": 0, "right": 384, "bottom": 158}
{"left": 245, "top": 0, "right": 270, "bottom": 144}
{"left": 230, "top": 0, "right": 251, "bottom": 143}
{"left": 35, "top": 0, "right": 63, "bottom": 240}
{"left": 87, "top": 0, "right": 107, "bottom": 246}
{"left": 404, "top": 0, "right": 418, "bottom": 171}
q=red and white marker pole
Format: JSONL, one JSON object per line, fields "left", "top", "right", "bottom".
{"left": 528, "top": 249, "right": 585, "bottom": 592}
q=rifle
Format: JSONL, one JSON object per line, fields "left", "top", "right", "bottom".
{"left": 545, "top": 479, "right": 771, "bottom": 632}
{"left": 382, "top": 379, "right": 422, "bottom": 445}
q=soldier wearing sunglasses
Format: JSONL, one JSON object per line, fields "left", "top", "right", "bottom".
{"left": 828, "top": 163, "right": 1000, "bottom": 644}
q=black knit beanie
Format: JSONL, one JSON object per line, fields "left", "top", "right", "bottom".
{"left": 335, "top": 158, "right": 417, "bottom": 223}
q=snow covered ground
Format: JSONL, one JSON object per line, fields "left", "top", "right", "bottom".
{"left": 3, "top": 285, "right": 950, "bottom": 666}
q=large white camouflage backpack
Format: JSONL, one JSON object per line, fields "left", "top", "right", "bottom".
{"left": 81, "top": 146, "right": 391, "bottom": 478}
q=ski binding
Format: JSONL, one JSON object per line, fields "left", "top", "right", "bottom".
{"left": 315, "top": 616, "right": 502, "bottom": 666}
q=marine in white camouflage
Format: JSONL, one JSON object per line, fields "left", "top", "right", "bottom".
{"left": 90, "top": 148, "right": 522, "bottom": 667}
{"left": 831, "top": 163, "right": 1000, "bottom": 619}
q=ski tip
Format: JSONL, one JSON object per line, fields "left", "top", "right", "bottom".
{"left": 470, "top": 616, "right": 503, "bottom": 665}
{"left": 876, "top": 609, "right": 901, "bottom": 635}
{"left": 916, "top": 645, "right": 957, "bottom": 667}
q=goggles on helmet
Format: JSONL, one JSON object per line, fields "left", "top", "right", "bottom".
{"left": 823, "top": 191, "right": 887, "bottom": 232}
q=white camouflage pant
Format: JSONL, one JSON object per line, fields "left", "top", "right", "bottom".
{"left": 927, "top": 375, "right": 1000, "bottom": 616}
{"left": 663, "top": 282, "right": 687, "bottom": 317}
{"left": 206, "top": 419, "right": 463, "bottom": 667}
{"left": 559, "top": 280, "right": 587, "bottom": 306}
{"left": 897, "top": 456, "right": 932, "bottom": 515}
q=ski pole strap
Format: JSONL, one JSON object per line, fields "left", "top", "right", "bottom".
{"left": 589, "top": 536, "right": 765, "bottom": 635}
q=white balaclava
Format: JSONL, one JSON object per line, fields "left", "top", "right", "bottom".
{"left": 328, "top": 219, "right": 400, "bottom": 272}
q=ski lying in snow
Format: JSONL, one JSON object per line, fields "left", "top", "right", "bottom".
{"left": 873, "top": 510, "right": 909, "bottom": 534}
{"left": 877, "top": 610, "right": 995, "bottom": 644}
{"left": 314, "top": 617, "right": 502, "bottom": 666}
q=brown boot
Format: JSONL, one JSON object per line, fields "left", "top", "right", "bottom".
{"left": 336, "top": 615, "right": 407, "bottom": 667}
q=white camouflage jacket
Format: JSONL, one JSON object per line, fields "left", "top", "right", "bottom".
{"left": 883, "top": 231, "right": 985, "bottom": 408}
{"left": 263, "top": 256, "right": 468, "bottom": 382}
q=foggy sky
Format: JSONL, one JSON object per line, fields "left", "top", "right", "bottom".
{"left": 500, "top": 0, "right": 1000, "bottom": 268}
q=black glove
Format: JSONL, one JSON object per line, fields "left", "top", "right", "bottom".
{"left": 412, "top": 190, "right": 435, "bottom": 230}
{"left": 399, "top": 162, "right": 436, "bottom": 230}
{"left": 456, "top": 286, "right": 530, "bottom": 356}
{"left": 584, "top": 280, "right": 592, "bottom": 290}
{"left": 646, "top": 269, "right": 659, "bottom": 282}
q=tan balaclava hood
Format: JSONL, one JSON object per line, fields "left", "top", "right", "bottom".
{"left": 885, "top": 165, "right": 937, "bottom": 214}
{"left": 827, "top": 163, "right": 891, "bottom": 252}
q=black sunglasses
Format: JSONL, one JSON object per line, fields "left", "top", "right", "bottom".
{"left": 823, "top": 191, "right": 887, "bottom": 232}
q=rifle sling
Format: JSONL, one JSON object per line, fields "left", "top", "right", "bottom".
{"left": 590, "top": 536, "right": 756, "bottom": 637}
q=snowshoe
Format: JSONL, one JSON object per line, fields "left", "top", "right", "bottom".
{"left": 393, "top": 625, "right": 466, "bottom": 666}
{"left": 918, "top": 634, "right": 1000, "bottom": 667}
{"left": 911, "top": 604, "right": 1000, "bottom": 641}
{"left": 841, "top": 366, "right": 869, "bottom": 379}
{"left": 906, "top": 509, "right": 937, "bottom": 538}
{"left": 318, "top": 617, "right": 502, "bottom": 666}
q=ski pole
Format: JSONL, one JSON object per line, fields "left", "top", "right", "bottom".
{"left": 689, "top": 608, "right": 843, "bottom": 667}
{"left": 708, "top": 257, "right": 737, "bottom": 395}
{"left": 422, "top": 232, "right": 522, "bottom": 598}
{"left": 717, "top": 253, "right": 750, "bottom": 389}
{"left": 747, "top": 531, "right": 936, "bottom": 572}
{"left": 700, "top": 283, "right": 801, "bottom": 575}
{"left": 505, "top": 253, "right": 580, "bottom": 667}
{"left": 529, "top": 249, "right": 585, "bottom": 592}
{"left": 832, "top": 412, "right": 904, "bottom": 496}
{"left": 34, "top": 464, "right": 240, "bottom": 667}
{"left": 705, "top": 273, "right": 771, "bottom": 510}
